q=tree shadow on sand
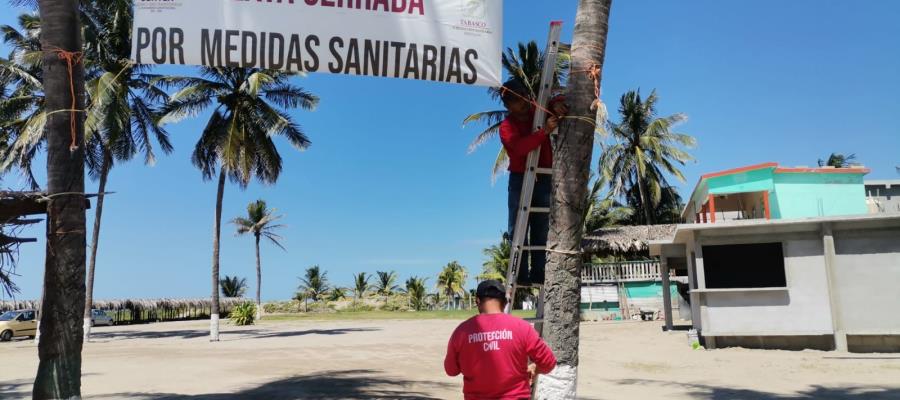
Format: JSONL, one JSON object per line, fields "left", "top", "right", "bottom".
{"left": 617, "top": 379, "right": 900, "bottom": 400}
{"left": 95, "top": 369, "right": 450, "bottom": 400}
{"left": 90, "top": 327, "right": 380, "bottom": 341}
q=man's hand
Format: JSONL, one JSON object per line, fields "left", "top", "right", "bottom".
{"left": 528, "top": 363, "right": 537, "bottom": 385}
{"left": 551, "top": 101, "right": 569, "bottom": 117}
{"left": 545, "top": 115, "right": 559, "bottom": 134}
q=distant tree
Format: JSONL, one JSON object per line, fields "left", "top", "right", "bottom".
{"left": 404, "top": 276, "right": 428, "bottom": 311}
{"left": 818, "top": 153, "right": 857, "bottom": 168}
{"left": 352, "top": 272, "right": 370, "bottom": 300}
{"left": 220, "top": 276, "right": 247, "bottom": 298}
{"left": 298, "top": 265, "right": 330, "bottom": 307}
{"left": 477, "top": 236, "right": 509, "bottom": 282}
{"left": 599, "top": 89, "right": 695, "bottom": 225}
{"left": 437, "top": 261, "right": 468, "bottom": 310}
{"left": 583, "top": 176, "right": 634, "bottom": 232}
{"left": 374, "top": 270, "right": 399, "bottom": 297}
{"left": 232, "top": 199, "right": 285, "bottom": 320}
{"left": 623, "top": 183, "right": 684, "bottom": 225}
{"left": 327, "top": 287, "right": 347, "bottom": 302}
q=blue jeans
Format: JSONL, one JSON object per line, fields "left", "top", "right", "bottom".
{"left": 508, "top": 172, "right": 551, "bottom": 285}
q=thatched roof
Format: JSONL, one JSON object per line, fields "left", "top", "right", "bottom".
{"left": 1, "top": 298, "right": 247, "bottom": 312}
{"left": 582, "top": 224, "right": 677, "bottom": 255}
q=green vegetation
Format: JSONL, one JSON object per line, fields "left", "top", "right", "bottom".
{"left": 232, "top": 199, "right": 286, "bottom": 318}
{"left": 818, "top": 153, "right": 857, "bottom": 168}
{"left": 261, "top": 309, "right": 536, "bottom": 322}
{"left": 374, "top": 270, "right": 399, "bottom": 297}
{"left": 437, "top": 261, "right": 468, "bottom": 310}
{"left": 220, "top": 276, "right": 248, "bottom": 298}
{"left": 230, "top": 302, "right": 257, "bottom": 326}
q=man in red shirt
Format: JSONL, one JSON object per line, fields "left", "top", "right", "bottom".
{"left": 444, "top": 280, "right": 557, "bottom": 400}
{"left": 499, "top": 79, "right": 566, "bottom": 285}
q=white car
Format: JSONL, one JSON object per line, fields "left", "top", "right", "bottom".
{"left": 90, "top": 309, "right": 114, "bottom": 327}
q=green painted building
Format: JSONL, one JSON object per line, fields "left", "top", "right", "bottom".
{"left": 682, "top": 162, "right": 870, "bottom": 223}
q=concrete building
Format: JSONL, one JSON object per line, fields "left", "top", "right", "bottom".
{"left": 865, "top": 180, "right": 900, "bottom": 214}
{"left": 682, "top": 163, "right": 870, "bottom": 224}
{"left": 650, "top": 214, "right": 900, "bottom": 352}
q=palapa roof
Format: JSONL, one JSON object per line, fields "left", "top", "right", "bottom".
{"left": 582, "top": 224, "right": 677, "bottom": 255}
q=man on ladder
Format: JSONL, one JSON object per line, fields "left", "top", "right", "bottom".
{"left": 500, "top": 79, "right": 567, "bottom": 287}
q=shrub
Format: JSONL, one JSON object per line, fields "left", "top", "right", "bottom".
{"left": 263, "top": 301, "right": 302, "bottom": 314}
{"left": 231, "top": 302, "right": 257, "bottom": 326}
{"left": 380, "top": 295, "right": 410, "bottom": 312}
{"left": 343, "top": 301, "right": 375, "bottom": 312}
{"left": 307, "top": 301, "right": 337, "bottom": 313}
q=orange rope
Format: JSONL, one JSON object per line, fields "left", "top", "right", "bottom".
{"left": 46, "top": 46, "right": 83, "bottom": 152}
{"left": 499, "top": 85, "right": 557, "bottom": 117}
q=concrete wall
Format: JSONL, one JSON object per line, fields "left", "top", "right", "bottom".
{"left": 698, "top": 235, "right": 834, "bottom": 336}
{"left": 773, "top": 173, "right": 868, "bottom": 218}
{"left": 832, "top": 227, "right": 900, "bottom": 335}
{"left": 866, "top": 183, "right": 900, "bottom": 214}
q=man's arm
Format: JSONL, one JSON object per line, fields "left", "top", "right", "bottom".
{"left": 443, "top": 330, "right": 461, "bottom": 376}
{"left": 499, "top": 122, "right": 547, "bottom": 158}
{"left": 525, "top": 325, "right": 556, "bottom": 374}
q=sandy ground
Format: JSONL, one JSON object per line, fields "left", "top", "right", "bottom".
{"left": 2, "top": 318, "right": 900, "bottom": 399}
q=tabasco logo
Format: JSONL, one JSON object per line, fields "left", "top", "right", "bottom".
{"left": 457, "top": 0, "right": 490, "bottom": 33}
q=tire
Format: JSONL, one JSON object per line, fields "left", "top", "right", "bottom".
{"left": 0, "top": 330, "right": 12, "bottom": 342}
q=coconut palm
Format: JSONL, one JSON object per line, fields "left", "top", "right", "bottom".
{"left": 0, "top": 13, "right": 47, "bottom": 189}
{"left": 327, "top": 287, "right": 347, "bottom": 302}
{"left": 583, "top": 176, "right": 634, "bottom": 232}
{"left": 374, "top": 270, "right": 399, "bottom": 297}
{"left": 160, "top": 67, "right": 317, "bottom": 340}
{"left": 598, "top": 89, "right": 695, "bottom": 225}
{"left": 220, "top": 276, "right": 247, "bottom": 298}
{"left": 818, "top": 153, "right": 858, "bottom": 168}
{"left": 462, "top": 41, "right": 569, "bottom": 180}
{"left": 298, "top": 265, "right": 329, "bottom": 305}
{"left": 540, "top": 1, "right": 611, "bottom": 396}
{"left": 232, "top": 199, "right": 285, "bottom": 320}
{"left": 32, "top": 0, "right": 87, "bottom": 397}
{"left": 352, "top": 272, "right": 370, "bottom": 300}
{"left": 436, "top": 261, "right": 467, "bottom": 310}
{"left": 80, "top": 0, "right": 173, "bottom": 341}
{"left": 405, "top": 276, "right": 428, "bottom": 311}
{"left": 477, "top": 236, "right": 509, "bottom": 282}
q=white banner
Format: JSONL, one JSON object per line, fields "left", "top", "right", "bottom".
{"left": 131, "top": 0, "right": 503, "bottom": 86}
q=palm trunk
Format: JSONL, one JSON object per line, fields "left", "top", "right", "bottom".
{"left": 34, "top": 0, "right": 87, "bottom": 398}
{"left": 254, "top": 233, "right": 262, "bottom": 321}
{"left": 635, "top": 169, "right": 655, "bottom": 225}
{"left": 84, "top": 151, "right": 111, "bottom": 342}
{"left": 210, "top": 168, "right": 226, "bottom": 341}
{"left": 539, "top": 1, "right": 612, "bottom": 398}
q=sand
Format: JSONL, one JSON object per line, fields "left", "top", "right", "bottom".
{"left": 2, "top": 318, "right": 899, "bottom": 399}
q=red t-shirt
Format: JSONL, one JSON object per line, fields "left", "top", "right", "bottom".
{"left": 444, "top": 313, "right": 557, "bottom": 400}
{"left": 499, "top": 111, "right": 552, "bottom": 174}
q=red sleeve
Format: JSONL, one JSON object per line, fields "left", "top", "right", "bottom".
{"left": 444, "top": 328, "right": 462, "bottom": 376}
{"left": 525, "top": 324, "right": 556, "bottom": 374}
{"left": 499, "top": 120, "right": 548, "bottom": 159}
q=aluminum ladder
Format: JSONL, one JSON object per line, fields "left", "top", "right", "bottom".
{"left": 503, "top": 22, "right": 564, "bottom": 338}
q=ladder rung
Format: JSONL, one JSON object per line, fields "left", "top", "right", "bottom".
{"left": 521, "top": 246, "right": 546, "bottom": 251}
{"left": 529, "top": 207, "right": 550, "bottom": 213}
{"left": 535, "top": 168, "right": 553, "bottom": 175}
{"left": 525, "top": 318, "right": 544, "bottom": 324}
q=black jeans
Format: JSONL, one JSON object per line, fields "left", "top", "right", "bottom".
{"left": 508, "top": 172, "right": 551, "bottom": 285}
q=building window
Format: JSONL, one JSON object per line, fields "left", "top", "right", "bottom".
{"left": 702, "top": 242, "right": 787, "bottom": 289}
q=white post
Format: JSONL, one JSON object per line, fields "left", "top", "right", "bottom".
{"left": 822, "top": 223, "right": 847, "bottom": 351}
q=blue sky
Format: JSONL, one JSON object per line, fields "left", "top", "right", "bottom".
{"left": 2, "top": 1, "right": 899, "bottom": 301}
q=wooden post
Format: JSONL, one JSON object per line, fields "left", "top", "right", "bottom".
{"left": 763, "top": 191, "right": 772, "bottom": 220}
{"left": 708, "top": 195, "right": 717, "bottom": 223}
{"left": 660, "top": 256, "right": 673, "bottom": 331}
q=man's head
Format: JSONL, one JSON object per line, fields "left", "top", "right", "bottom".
{"left": 500, "top": 79, "right": 532, "bottom": 118}
{"left": 476, "top": 280, "right": 508, "bottom": 314}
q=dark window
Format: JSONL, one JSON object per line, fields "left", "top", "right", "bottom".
{"left": 702, "top": 242, "right": 787, "bottom": 289}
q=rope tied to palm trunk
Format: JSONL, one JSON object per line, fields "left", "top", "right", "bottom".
{"left": 45, "top": 46, "right": 84, "bottom": 153}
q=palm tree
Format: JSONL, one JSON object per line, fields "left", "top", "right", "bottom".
{"left": 818, "top": 153, "right": 857, "bottom": 168}
{"left": 583, "top": 176, "right": 634, "bottom": 232}
{"left": 327, "top": 287, "right": 347, "bottom": 302}
{"left": 0, "top": 13, "right": 47, "bottom": 189}
{"left": 541, "top": 1, "right": 611, "bottom": 397}
{"left": 232, "top": 199, "right": 285, "bottom": 320}
{"left": 477, "top": 236, "right": 509, "bottom": 282}
{"left": 436, "top": 261, "right": 467, "bottom": 310}
{"left": 462, "top": 41, "right": 569, "bottom": 180}
{"left": 81, "top": 0, "right": 173, "bottom": 341}
{"left": 298, "top": 265, "right": 330, "bottom": 311}
{"left": 352, "top": 272, "right": 370, "bottom": 300}
{"left": 374, "top": 270, "right": 399, "bottom": 297}
{"left": 161, "top": 67, "right": 318, "bottom": 341}
{"left": 598, "top": 89, "right": 695, "bottom": 225}
{"left": 32, "top": 0, "right": 87, "bottom": 397}
{"left": 405, "top": 276, "right": 428, "bottom": 311}
{"left": 220, "top": 276, "right": 248, "bottom": 298}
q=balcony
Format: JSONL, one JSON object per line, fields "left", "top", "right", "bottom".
{"left": 582, "top": 260, "right": 672, "bottom": 283}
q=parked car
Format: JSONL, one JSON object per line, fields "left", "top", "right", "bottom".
{"left": 90, "top": 309, "right": 114, "bottom": 327}
{"left": 0, "top": 309, "right": 37, "bottom": 341}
